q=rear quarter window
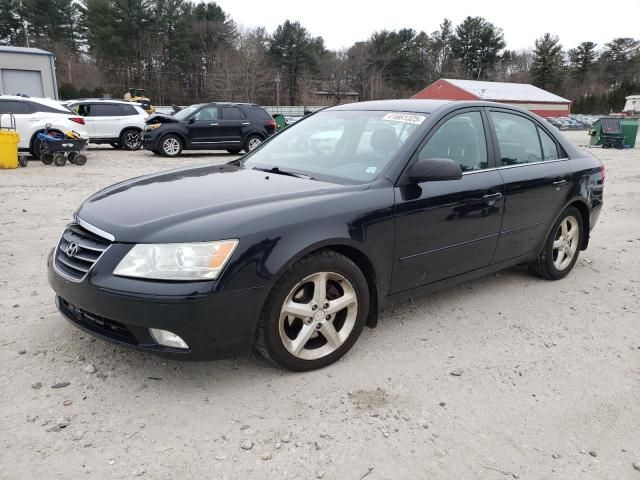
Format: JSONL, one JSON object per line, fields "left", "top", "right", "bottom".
{"left": 119, "top": 104, "right": 139, "bottom": 116}
{"left": 249, "top": 107, "right": 273, "bottom": 121}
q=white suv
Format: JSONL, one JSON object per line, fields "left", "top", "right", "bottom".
{"left": 65, "top": 99, "right": 148, "bottom": 150}
{"left": 0, "top": 95, "right": 89, "bottom": 158}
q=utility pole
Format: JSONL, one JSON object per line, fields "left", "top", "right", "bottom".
{"left": 275, "top": 73, "right": 281, "bottom": 112}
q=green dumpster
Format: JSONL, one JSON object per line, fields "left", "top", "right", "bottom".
{"left": 589, "top": 117, "right": 638, "bottom": 148}
{"left": 620, "top": 118, "right": 638, "bottom": 148}
{"left": 272, "top": 113, "right": 287, "bottom": 131}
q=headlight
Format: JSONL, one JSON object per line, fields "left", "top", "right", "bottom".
{"left": 113, "top": 240, "right": 238, "bottom": 281}
{"left": 145, "top": 123, "right": 161, "bottom": 131}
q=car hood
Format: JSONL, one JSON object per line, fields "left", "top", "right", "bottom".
{"left": 76, "top": 164, "right": 365, "bottom": 243}
{"left": 146, "top": 113, "right": 179, "bottom": 124}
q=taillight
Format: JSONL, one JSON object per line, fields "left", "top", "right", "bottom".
{"left": 266, "top": 119, "right": 276, "bottom": 130}
{"left": 69, "top": 117, "right": 85, "bottom": 125}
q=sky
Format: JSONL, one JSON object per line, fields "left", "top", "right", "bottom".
{"left": 216, "top": 0, "right": 640, "bottom": 51}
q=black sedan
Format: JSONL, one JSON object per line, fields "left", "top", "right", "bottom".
{"left": 48, "top": 100, "right": 604, "bottom": 371}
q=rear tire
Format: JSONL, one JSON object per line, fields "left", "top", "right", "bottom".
{"left": 159, "top": 135, "right": 182, "bottom": 157}
{"left": 529, "top": 206, "right": 583, "bottom": 280}
{"left": 120, "top": 129, "right": 142, "bottom": 151}
{"left": 244, "top": 134, "right": 263, "bottom": 153}
{"left": 255, "top": 251, "right": 369, "bottom": 371}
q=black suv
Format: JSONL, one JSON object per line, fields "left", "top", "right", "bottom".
{"left": 143, "top": 102, "right": 276, "bottom": 157}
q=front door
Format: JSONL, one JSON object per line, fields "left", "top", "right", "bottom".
{"left": 486, "top": 109, "right": 573, "bottom": 262}
{"left": 391, "top": 109, "right": 504, "bottom": 294}
{"left": 187, "top": 106, "right": 222, "bottom": 146}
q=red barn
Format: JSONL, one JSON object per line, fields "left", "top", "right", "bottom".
{"left": 412, "top": 78, "right": 571, "bottom": 118}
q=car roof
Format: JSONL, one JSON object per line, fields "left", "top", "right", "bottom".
{"left": 0, "top": 95, "right": 69, "bottom": 111}
{"left": 329, "top": 99, "right": 454, "bottom": 113}
{"left": 65, "top": 98, "right": 142, "bottom": 105}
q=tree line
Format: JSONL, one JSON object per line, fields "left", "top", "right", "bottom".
{"left": 1, "top": 0, "right": 638, "bottom": 112}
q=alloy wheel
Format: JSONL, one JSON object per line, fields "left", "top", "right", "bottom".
{"left": 552, "top": 216, "right": 579, "bottom": 270}
{"left": 124, "top": 131, "right": 141, "bottom": 150}
{"left": 248, "top": 137, "right": 262, "bottom": 150}
{"left": 163, "top": 138, "right": 180, "bottom": 156}
{"left": 278, "top": 271, "right": 358, "bottom": 361}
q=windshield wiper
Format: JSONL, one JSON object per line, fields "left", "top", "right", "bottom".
{"left": 252, "top": 166, "right": 315, "bottom": 180}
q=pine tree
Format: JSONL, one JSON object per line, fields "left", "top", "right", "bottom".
{"left": 531, "top": 33, "right": 564, "bottom": 92}
{"left": 451, "top": 16, "right": 505, "bottom": 80}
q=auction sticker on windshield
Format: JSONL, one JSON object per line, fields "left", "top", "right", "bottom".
{"left": 382, "top": 113, "right": 426, "bottom": 125}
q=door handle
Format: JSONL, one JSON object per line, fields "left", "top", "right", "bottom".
{"left": 210, "top": 123, "right": 219, "bottom": 126}
{"left": 242, "top": 122, "right": 250, "bottom": 125}
{"left": 482, "top": 192, "right": 502, "bottom": 205}
{"left": 553, "top": 179, "right": 567, "bottom": 186}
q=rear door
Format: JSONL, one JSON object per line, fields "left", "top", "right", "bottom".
{"left": 218, "top": 106, "right": 248, "bottom": 146}
{"left": 187, "top": 106, "right": 221, "bottom": 145}
{"left": 391, "top": 109, "right": 505, "bottom": 293}
{"left": 90, "top": 103, "right": 124, "bottom": 138}
{"left": 487, "top": 109, "right": 572, "bottom": 262}
{"left": 69, "top": 103, "right": 95, "bottom": 137}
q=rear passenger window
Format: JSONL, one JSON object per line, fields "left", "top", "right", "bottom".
{"left": 221, "top": 107, "right": 246, "bottom": 120}
{"left": 490, "top": 111, "right": 542, "bottom": 165}
{"left": 419, "top": 111, "right": 488, "bottom": 171}
{"left": 538, "top": 127, "right": 559, "bottom": 160}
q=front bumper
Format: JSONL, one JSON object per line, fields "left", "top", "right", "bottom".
{"left": 47, "top": 249, "right": 270, "bottom": 360}
{"left": 142, "top": 129, "right": 162, "bottom": 150}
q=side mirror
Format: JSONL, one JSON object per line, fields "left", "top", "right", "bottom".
{"left": 408, "top": 157, "right": 463, "bottom": 182}
{"left": 187, "top": 117, "right": 195, "bottom": 124}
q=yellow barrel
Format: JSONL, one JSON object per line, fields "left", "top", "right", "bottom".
{"left": 0, "top": 131, "right": 21, "bottom": 169}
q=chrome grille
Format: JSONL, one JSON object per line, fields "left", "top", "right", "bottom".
{"left": 55, "top": 223, "right": 111, "bottom": 281}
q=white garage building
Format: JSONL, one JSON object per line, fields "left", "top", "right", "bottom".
{"left": 0, "top": 46, "right": 58, "bottom": 99}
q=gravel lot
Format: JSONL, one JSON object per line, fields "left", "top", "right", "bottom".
{"left": 1, "top": 132, "right": 639, "bottom": 479}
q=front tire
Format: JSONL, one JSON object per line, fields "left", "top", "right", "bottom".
{"left": 120, "top": 129, "right": 142, "bottom": 150}
{"left": 530, "top": 206, "right": 583, "bottom": 280}
{"left": 159, "top": 135, "right": 183, "bottom": 157}
{"left": 255, "top": 251, "right": 369, "bottom": 371}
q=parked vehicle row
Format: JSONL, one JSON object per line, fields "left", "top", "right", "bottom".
{"left": 0, "top": 95, "right": 279, "bottom": 159}
{"left": 546, "top": 115, "right": 600, "bottom": 130}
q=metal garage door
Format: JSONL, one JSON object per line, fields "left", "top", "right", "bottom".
{"left": 1, "top": 69, "right": 44, "bottom": 97}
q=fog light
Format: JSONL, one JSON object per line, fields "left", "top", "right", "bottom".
{"left": 149, "top": 328, "right": 189, "bottom": 349}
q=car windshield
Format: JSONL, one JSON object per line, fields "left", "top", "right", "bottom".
{"left": 173, "top": 105, "right": 201, "bottom": 120}
{"left": 242, "top": 110, "right": 427, "bottom": 183}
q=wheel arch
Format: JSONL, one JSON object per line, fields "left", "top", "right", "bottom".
{"left": 270, "top": 239, "right": 380, "bottom": 328}
{"left": 159, "top": 131, "right": 187, "bottom": 148}
{"left": 542, "top": 197, "right": 591, "bottom": 254}
{"left": 118, "top": 125, "right": 142, "bottom": 138}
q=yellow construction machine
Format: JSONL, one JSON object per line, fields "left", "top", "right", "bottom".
{"left": 124, "top": 88, "right": 155, "bottom": 114}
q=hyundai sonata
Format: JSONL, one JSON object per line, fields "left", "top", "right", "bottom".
{"left": 48, "top": 100, "right": 604, "bottom": 371}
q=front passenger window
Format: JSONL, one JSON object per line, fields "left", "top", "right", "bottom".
{"left": 193, "top": 107, "right": 218, "bottom": 121}
{"left": 419, "top": 111, "right": 488, "bottom": 171}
